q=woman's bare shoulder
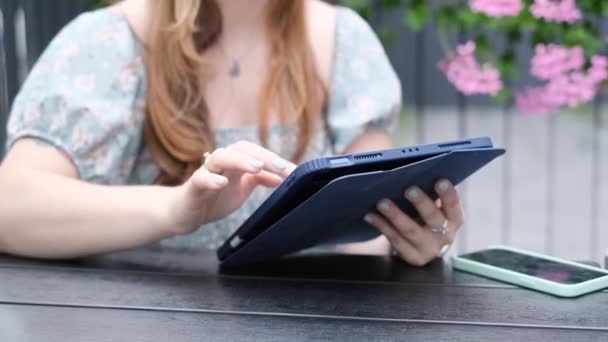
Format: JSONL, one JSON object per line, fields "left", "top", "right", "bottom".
{"left": 307, "top": 0, "right": 337, "bottom": 20}
{"left": 109, "top": 0, "right": 151, "bottom": 42}
{"left": 306, "top": 0, "right": 337, "bottom": 88}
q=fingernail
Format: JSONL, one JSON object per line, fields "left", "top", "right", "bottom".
{"left": 377, "top": 200, "right": 390, "bottom": 213}
{"left": 274, "top": 174, "right": 284, "bottom": 182}
{"left": 273, "top": 158, "right": 287, "bottom": 170}
{"left": 213, "top": 175, "right": 227, "bottom": 185}
{"left": 438, "top": 180, "right": 449, "bottom": 192}
{"left": 249, "top": 159, "right": 264, "bottom": 170}
{"left": 364, "top": 214, "right": 374, "bottom": 224}
{"left": 406, "top": 188, "right": 418, "bottom": 200}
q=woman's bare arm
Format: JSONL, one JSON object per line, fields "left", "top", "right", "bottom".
{"left": 0, "top": 139, "right": 293, "bottom": 259}
{"left": 0, "top": 139, "right": 176, "bottom": 258}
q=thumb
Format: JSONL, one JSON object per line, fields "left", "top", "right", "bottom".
{"left": 240, "top": 170, "right": 283, "bottom": 193}
{"left": 187, "top": 169, "right": 229, "bottom": 199}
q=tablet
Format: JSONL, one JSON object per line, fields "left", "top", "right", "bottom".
{"left": 218, "top": 137, "right": 505, "bottom": 266}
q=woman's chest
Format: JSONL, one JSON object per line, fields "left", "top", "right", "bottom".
{"left": 201, "top": 47, "right": 272, "bottom": 129}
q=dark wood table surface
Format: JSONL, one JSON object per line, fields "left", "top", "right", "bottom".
{"left": 0, "top": 249, "right": 607, "bottom": 341}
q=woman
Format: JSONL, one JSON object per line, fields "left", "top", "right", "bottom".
{"left": 0, "top": 0, "right": 463, "bottom": 266}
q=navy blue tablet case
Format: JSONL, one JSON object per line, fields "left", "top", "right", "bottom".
{"left": 219, "top": 138, "right": 505, "bottom": 266}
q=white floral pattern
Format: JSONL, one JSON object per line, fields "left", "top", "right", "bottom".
{"left": 73, "top": 74, "right": 96, "bottom": 93}
{"left": 6, "top": 6, "right": 401, "bottom": 251}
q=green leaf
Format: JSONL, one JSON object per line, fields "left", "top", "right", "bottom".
{"left": 577, "top": 0, "right": 602, "bottom": 13}
{"left": 382, "top": 0, "right": 401, "bottom": 10}
{"left": 483, "top": 10, "right": 525, "bottom": 31}
{"left": 507, "top": 29, "right": 522, "bottom": 44}
{"left": 564, "top": 25, "right": 602, "bottom": 56}
{"left": 517, "top": 9, "right": 538, "bottom": 31}
{"left": 437, "top": 7, "right": 457, "bottom": 32}
{"left": 566, "top": 102, "right": 593, "bottom": 116}
{"left": 602, "top": 2, "right": 608, "bottom": 16}
{"left": 493, "top": 88, "right": 512, "bottom": 105}
{"left": 405, "top": 0, "right": 429, "bottom": 32}
{"left": 378, "top": 27, "right": 398, "bottom": 48}
{"left": 577, "top": 0, "right": 594, "bottom": 12}
{"left": 473, "top": 35, "right": 492, "bottom": 59}
{"left": 88, "top": 0, "right": 106, "bottom": 9}
{"left": 456, "top": 7, "right": 481, "bottom": 29}
{"left": 532, "top": 22, "right": 557, "bottom": 45}
{"left": 496, "top": 51, "right": 518, "bottom": 80}
{"left": 340, "top": 0, "right": 372, "bottom": 19}
{"left": 340, "top": 0, "right": 369, "bottom": 9}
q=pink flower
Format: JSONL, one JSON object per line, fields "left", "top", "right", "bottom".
{"left": 470, "top": 0, "right": 523, "bottom": 17}
{"left": 517, "top": 57, "right": 608, "bottom": 115}
{"left": 438, "top": 41, "right": 503, "bottom": 96}
{"left": 457, "top": 41, "right": 476, "bottom": 55}
{"left": 530, "top": 0, "right": 581, "bottom": 24}
{"left": 588, "top": 55, "right": 608, "bottom": 82}
{"left": 544, "top": 73, "right": 596, "bottom": 108}
{"left": 516, "top": 87, "right": 558, "bottom": 115}
{"left": 531, "top": 44, "right": 584, "bottom": 80}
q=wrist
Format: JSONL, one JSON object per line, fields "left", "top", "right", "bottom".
{"left": 162, "top": 182, "right": 209, "bottom": 237}
{"left": 154, "top": 185, "right": 182, "bottom": 239}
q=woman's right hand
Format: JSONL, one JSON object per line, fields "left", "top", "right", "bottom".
{"left": 167, "top": 141, "right": 296, "bottom": 236}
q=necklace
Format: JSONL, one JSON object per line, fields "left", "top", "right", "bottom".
{"left": 217, "top": 29, "right": 261, "bottom": 78}
{"left": 219, "top": 41, "right": 257, "bottom": 78}
{"left": 228, "top": 60, "right": 241, "bottom": 78}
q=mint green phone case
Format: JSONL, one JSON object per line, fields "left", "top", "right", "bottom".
{"left": 451, "top": 246, "right": 608, "bottom": 297}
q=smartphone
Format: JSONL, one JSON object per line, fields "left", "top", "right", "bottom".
{"left": 452, "top": 246, "right": 608, "bottom": 297}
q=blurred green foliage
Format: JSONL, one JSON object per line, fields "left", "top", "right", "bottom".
{"left": 336, "top": 0, "right": 607, "bottom": 104}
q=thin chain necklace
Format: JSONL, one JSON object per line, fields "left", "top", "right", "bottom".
{"left": 209, "top": 33, "right": 262, "bottom": 121}
{"left": 216, "top": 28, "right": 262, "bottom": 78}
{"left": 228, "top": 60, "right": 241, "bottom": 78}
{"left": 213, "top": 2, "right": 267, "bottom": 78}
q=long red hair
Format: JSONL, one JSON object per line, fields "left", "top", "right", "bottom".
{"left": 143, "top": 0, "right": 323, "bottom": 185}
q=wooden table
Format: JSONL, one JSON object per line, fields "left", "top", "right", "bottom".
{"left": 0, "top": 249, "right": 606, "bottom": 341}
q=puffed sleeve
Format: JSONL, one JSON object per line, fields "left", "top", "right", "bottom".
{"left": 326, "top": 7, "right": 402, "bottom": 153}
{"left": 6, "top": 10, "right": 146, "bottom": 185}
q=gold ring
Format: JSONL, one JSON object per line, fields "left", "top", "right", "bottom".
{"left": 202, "top": 151, "right": 212, "bottom": 171}
{"left": 202, "top": 150, "right": 224, "bottom": 175}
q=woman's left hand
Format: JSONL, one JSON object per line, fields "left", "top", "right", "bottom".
{"left": 364, "top": 179, "right": 464, "bottom": 266}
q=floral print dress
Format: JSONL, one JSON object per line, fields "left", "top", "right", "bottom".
{"left": 6, "top": 6, "right": 402, "bottom": 251}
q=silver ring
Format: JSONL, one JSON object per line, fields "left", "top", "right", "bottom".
{"left": 431, "top": 219, "right": 449, "bottom": 235}
{"left": 437, "top": 244, "right": 451, "bottom": 258}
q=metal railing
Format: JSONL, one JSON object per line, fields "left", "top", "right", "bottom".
{"left": 1, "top": 0, "right": 606, "bottom": 262}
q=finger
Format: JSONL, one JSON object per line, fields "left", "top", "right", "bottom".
{"left": 375, "top": 198, "right": 445, "bottom": 262}
{"left": 435, "top": 179, "right": 464, "bottom": 228}
{"left": 188, "top": 169, "right": 229, "bottom": 196}
{"left": 375, "top": 199, "right": 425, "bottom": 245}
{"left": 229, "top": 140, "right": 296, "bottom": 177}
{"left": 241, "top": 170, "right": 284, "bottom": 190}
{"left": 285, "top": 162, "right": 298, "bottom": 176}
{"left": 363, "top": 213, "right": 426, "bottom": 266}
{"left": 205, "top": 148, "right": 264, "bottom": 175}
{"left": 404, "top": 186, "right": 446, "bottom": 228}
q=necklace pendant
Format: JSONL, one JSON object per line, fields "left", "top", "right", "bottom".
{"left": 229, "top": 61, "right": 240, "bottom": 77}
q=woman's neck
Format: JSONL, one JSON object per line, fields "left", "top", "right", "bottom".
{"left": 114, "top": 0, "right": 270, "bottom": 43}
{"left": 217, "top": 0, "right": 269, "bottom": 38}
